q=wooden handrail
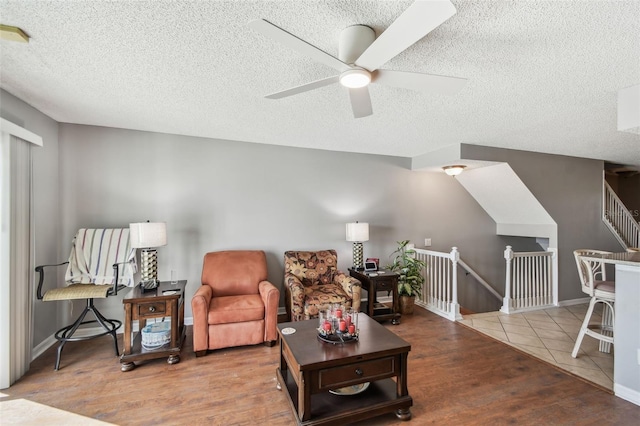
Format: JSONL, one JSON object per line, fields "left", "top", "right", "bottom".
{"left": 603, "top": 180, "right": 640, "bottom": 248}
{"left": 458, "top": 258, "right": 502, "bottom": 301}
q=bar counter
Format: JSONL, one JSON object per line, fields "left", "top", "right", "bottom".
{"left": 580, "top": 251, "right": 640, "bottom": 406}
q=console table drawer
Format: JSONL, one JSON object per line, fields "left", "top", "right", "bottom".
{"left": 137, "top": 302, "right": 166, "bottom": 317}
{"left": 375, "top": 279, "right": 395, "bottom": 291}
{"left": 317, "top": 357, "right": 396, "bottom": 390}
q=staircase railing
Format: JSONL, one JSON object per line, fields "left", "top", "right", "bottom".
{"left": 603, "top": 180, "right": 640, "bottom": 249}
{"left": 500, "top": 246, "right": 556, "bottom": 313}
{"left": 458, "top": 258, "right": 503, "bottom": 301}
{"left": 414, "top": 248, "right": 462, "bottom": 321}
{"left": 414, "top": 246, "right": 555, "bottom": 319}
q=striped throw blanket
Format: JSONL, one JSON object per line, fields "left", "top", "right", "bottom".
{"left": 65, "top": 228, "right": 137, "bottom": 286}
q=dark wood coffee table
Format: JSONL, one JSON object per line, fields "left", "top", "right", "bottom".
{"left": 276, "top": 314, "right": 412, "bottom": 425}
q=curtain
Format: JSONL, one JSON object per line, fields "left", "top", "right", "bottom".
{"left": 0, "top": 133, "right": 34, "bottom": 389}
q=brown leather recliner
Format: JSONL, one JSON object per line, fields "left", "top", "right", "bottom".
{"left": 192, "top": 250, "right": 279, "bottom": 356}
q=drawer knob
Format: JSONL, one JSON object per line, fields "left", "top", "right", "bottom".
{"left": 355, "top": 368, "right": 363, "bottom": 376}
{"left": 149, "top": 306, "right": 156, "bottom": 312}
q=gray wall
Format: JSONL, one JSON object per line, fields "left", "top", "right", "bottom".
{"left": 2, "top": 88, "right": 626, "bottom": 350}
{"left": 0, "top": 90, "right": 61, "bottom": 345}
{"left": 58, "top": 124, "right": 508, "bottom": 322}
{"left": 462, "top": 144, "right": 623, "bottom": 301}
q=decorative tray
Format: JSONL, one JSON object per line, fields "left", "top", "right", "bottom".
{"left": 316, "top": 304, "right": 359, "bottom": 344}
{"left": 317, "top": 332, "right": 358, "bottom": 344}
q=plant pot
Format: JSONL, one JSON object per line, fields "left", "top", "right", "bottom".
{"left": 399, "top": 295, "right": 416, "bottom": 315}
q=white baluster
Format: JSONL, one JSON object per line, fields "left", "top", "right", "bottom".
{"left": 449, "top": 247, "right": 460, "bottom": 320}
{"left": 501, "top": 246, "right": 514, "bottom": 313}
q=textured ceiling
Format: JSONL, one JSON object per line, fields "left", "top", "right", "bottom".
{"left": 1, "top": 1, "right": 639, "bottom": 165}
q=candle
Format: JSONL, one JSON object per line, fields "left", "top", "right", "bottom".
{"left": 335, "top": 309, "right": 342, "bottom": 319}
{"left": 348, "top": 324, "right": 356, "bottom": 334}
{"left": 323, "top": 321, "right": 332, "bottom": 332}
{"left": 345, "top": 315, "right": 351, "bottom": 328}
{"left": 339, "top": 320, "right": 346, "bottom": 332}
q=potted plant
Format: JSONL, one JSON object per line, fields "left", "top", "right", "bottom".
{"left": 387, "top": 240, "right": 426, "bottom": 315}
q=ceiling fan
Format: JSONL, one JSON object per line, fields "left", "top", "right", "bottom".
{"left": 249, "top": 0, "right": 467, "bottom": 119}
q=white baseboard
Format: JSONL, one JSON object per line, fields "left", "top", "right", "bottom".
{"left": 615, "top": 383, "right": 640, "bottom": 406}
{"left": 31, "top": 335, "right": 57, "bottom": 361}
{"left": 557, "top": 297, "right": 591, "bottom": 307}
{"left": 31, "top": 316, "right": 195, "bottom": 361}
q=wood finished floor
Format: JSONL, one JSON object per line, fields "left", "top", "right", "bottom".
{"left": 5, "top": 307, "right": 640, "bottom": 425}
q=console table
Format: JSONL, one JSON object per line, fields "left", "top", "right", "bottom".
{"left": 349, "top": 268, "right": 401, "bottom": 324}
{"left": 120, "top": 280, "right": 186, "bottom": 371}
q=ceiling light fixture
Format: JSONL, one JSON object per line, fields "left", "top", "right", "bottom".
{"left": 339, "top": 68, "right": 371, "bottom": 89}
{"left": 443, "top": 165, "right": 466, "bottom": 176}
{"left": 0, "top": 24, "right": 29, "bottom": 43}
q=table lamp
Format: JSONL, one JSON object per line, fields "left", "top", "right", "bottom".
{"left": 346, "top": 221, "right": 369, "bottom": 270}
{"left": 129, "top": 221, "right": 167, "bottom": 291}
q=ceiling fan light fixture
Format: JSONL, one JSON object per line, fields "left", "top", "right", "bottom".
{"left": 443, "top": 165, "right": 466, "bottom": 176}
{"left": 339, "top": 69, "right": 371, "bottom": 89}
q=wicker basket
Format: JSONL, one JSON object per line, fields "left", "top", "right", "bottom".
{"left": 141, "top": 321, "right": 171, "bottom": 350}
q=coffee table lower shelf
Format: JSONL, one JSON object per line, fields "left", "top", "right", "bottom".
{"left": 276, "top": 368, "right": 412, "bottom": 426}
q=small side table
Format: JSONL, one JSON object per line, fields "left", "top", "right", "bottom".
{"left": 349, "top": 269, "right": 401, "bottom": 325}
{"left": 120, "top": 280, "right": 186, "bottom": 371}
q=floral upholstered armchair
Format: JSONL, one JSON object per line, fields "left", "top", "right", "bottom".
{"left": 284, "top": 250, "right": 361, "bottom": 320}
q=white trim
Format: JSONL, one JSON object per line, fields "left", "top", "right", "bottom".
{"left": 0, "top": 132, "right": 10, "bottom": 388}
{"left": 0, "top": 118, "right": 43, "bottom": 147}
{"left": 614, "top": 383, "right": 640, "bottom": 406}
{"left": 0, "top": 120, "right": 41, "bottom": 388}
{"left": 0, "top": 133, "right": 36, "bottom": 389}
{"left": 549, "top": 247, "right": 559, "bottom": 306}
{"left": 499, "top": 304, "right": 557, "bottom": 315}
{"left": 31, "top": 335, "right": 57, "bottom": 361}
{"left": 557, "top": 297, "right": 591, "bottom": 307}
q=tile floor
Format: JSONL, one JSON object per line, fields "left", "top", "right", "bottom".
{"left": 459, "top": 304, "right": 614, "bottom": 391}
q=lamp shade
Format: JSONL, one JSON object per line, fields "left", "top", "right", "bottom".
{"left": 129, "top": 222, "right": 167, "bottom": 248}
{"left": 346, "top": 222, "right": 369, "bottom": 242}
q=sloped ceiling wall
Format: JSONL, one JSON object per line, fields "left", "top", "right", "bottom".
{"left": 456, "top": 163, "right": 557, "bottom": 247}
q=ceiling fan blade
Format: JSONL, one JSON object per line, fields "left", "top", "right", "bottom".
{"left": 355, "top": 0, "right": 456, "bottom": 71}
{"left": 249, "top": 19, "right": 352, "bottom": 73}
{"left": 348, "top": 87, "right": 373, "bottom": 118}
{"left": 373, "top": 69, "right": 466, "bottom": 95}
{"left": 265, "top": 76, "right": 339, "bottom": 99}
